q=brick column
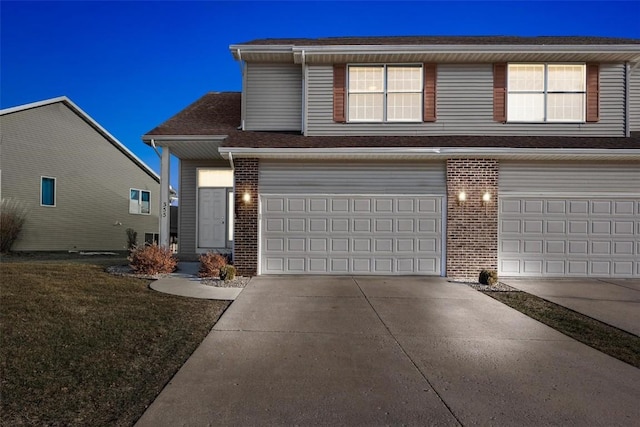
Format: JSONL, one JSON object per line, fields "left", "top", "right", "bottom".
{"left": 234, "top": 158, "right": 259, "bottom": 276}
{"left": 446, "top": 159, "right": 498, "bottom": 280}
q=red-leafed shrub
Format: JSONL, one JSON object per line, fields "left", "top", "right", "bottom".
{"left": 199, "top": 252, "right": 227, "bottom": 278}
{"left": 128, "top": 244, "right": 177, "bottom": 275}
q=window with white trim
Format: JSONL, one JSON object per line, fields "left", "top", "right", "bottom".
{"left": 41, "top": 176, "right": 56, "bottom": 207}
{"left": 507, "top": 64, "right": 586, "bottom": 122}
{"left": 348, "top": 65, "right": 423, "bottom": 122}
{"left": 130, "top": 189, "right": 150, "bottom": 215}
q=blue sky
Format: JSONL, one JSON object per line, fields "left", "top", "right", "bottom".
{"left": 2, "top": 1, "right": 639, "bottom": 191}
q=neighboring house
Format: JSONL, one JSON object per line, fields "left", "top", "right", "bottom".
{"left": 143, "top": 36, "right": 640, "bottom": 279}
{"left": 1, "top": 96, "right": 162, "bottom": 251}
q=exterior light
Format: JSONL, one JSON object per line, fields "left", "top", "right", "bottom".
{"left": 458, "top": 191, "right": 466, "bottom": 203}
{"left": 242, "top": 192, "right": 251, "bottom": 203}
{"left": 483, "top": 192, "right": 492, "bottom": 203}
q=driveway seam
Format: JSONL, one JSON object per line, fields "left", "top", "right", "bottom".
{"left": 596, "top": 278, "right": 640, "bottom": 293}
{"left": 351, "top": 277, "right": 463, "bottom": 427}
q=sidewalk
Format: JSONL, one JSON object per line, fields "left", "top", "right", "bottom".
{"left": 149, "top": 262, "right": 243, "bottom": 300}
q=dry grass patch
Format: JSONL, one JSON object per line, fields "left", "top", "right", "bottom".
{"left": 1, "top": 262, "right": 229, "bottom": 426}
{"left": 484, "top": 291, "right": 640, "bottom": 369}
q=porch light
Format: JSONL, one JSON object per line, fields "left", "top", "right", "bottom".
{"left": 242, "top": 192, "right": 251, "bottom": 203}
{"left": 458, "top": 191, "right": 466, "bottom": 203}
{"left": 482, "top": 192, "right": 492, "bottom": 203}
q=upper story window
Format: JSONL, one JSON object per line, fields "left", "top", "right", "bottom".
{"left": 507, "top": 64, "right": 586, "bottom": 123}
{"left": 348, "top": 65, "right": 423, "bottom": 122}
{"left": 130, "top": 189, "right": 150, "bottom": 215}
{"left": 41, "top": 176, "right": 56, "bottom": 207}
{"left": 334, "top": 63, "right": 436, "bottom": 124}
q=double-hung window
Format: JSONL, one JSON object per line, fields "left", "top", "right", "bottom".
{"left": 41, "top": 176, "right": 56, "bottom": 207}
{"left": 507, "top": 64, "right": 586, "bottom": 122}
{"left": 348, "top": 65, "right": 423, "bottom": 122}
{"left": 130, "top": 188, "right": 150, "bottom": 215}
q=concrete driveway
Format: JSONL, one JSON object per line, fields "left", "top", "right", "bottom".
{"left": 136, "top": 276, "right": 640, "bottom": 426}
{"left": 501, "top": 278, "right": 640, "bottom": 336}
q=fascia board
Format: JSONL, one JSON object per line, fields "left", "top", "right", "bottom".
{"left": 218, "top": 146, "right": 640, "bottom": 160}
{"left": 142, "top": 135, "right": 228, "bottom": 143}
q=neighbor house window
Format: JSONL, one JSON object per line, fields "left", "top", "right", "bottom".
{"left": 348, "top": 65, "right": 423, "bottom": 122}
{"left": 41, "top": 176, "right": 56, "bottom": 206}
{"left": 130, "top": 189, "right": 150, "bottom": 214}
{"left": 507, "top": 64, "right": 586, "bottom": 122}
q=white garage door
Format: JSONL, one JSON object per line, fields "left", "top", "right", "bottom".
{"left": 499, "top": 197, "right": 639, "bottom": 277}
{"left": 261, "top": 195, "right": 443, "bottom": 275}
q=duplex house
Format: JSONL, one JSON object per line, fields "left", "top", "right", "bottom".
{"left": 1, "top": 97, "right": 162, "bottom": 252}
{"left": 143, "top": 36, "right": 640, "bottom": 279}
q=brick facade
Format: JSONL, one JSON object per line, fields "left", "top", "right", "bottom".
{"left": 446, "top": 159, "right": 499, "bottom": 280}
{"left": 233, "top": 158, "right": 259, "bottom": 276}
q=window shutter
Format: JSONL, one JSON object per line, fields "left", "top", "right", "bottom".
{"left": 493, "top": 63, "right": 507, "bottom": 122}
{"left": 423, "top": 63, "right": 437, "bottom": 122}
{"left": 586, "top": 63, "right": 600, "bottom": 122}
{"left": 333, "top": 64, "right": 346, "bottom": 123}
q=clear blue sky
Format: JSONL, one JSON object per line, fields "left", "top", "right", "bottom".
{"left": 2, "top": 1, "right": 639, "bottom": 191}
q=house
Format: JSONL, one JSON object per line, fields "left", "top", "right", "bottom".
{"left": 1, "top": 96, "right": 162, "bottom": 252}
{"left": 143, "top": 36, "right": 640, "bottom": 279}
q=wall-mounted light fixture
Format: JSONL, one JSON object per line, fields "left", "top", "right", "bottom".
{"left": 242, "top": 192, "right": 251, "bottom": 203}
{"left": 458, "top": 191, "right": 467, "bottom": 204}
{"left": 482, "top": 192, "right": 492, "bottom": 203}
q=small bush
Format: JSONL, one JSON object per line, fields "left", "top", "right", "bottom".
{"left": 219, "top": 265, "right": 236, "bottom": 282}
{"left": 125, "top": 228, "right": 137, "bottom": 253}
{"left": 479, "top": 269, "right": 498, "bottom": 286}
{"left": 1, "top": 198, "right": 29, "bottom": 253}
{"left": 199, "top": 252, "right": 227, "bottom": 278}
{"left": 128, "top": 243, "right": 177, "bottom": 275}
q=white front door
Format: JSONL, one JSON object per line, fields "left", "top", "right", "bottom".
{"left": 198, "top": 188, "right": 227, "bottom": 248}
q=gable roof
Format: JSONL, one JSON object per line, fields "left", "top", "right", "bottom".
{"left": 1, "top": 96, "right": 160, "bottom": 183}
{"left": 238, "top": 36, "right": 640, "bottom": 46}
{"left": 142, "top": 92, "right": 640, "bottom": 160}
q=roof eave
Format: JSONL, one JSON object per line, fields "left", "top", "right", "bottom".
{"left": 218, "top": 147, "right": 640, "bottom": 161}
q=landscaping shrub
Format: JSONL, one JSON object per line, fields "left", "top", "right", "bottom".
{"left": 219, "top": 265, "right": 236, "bottom": 282}
{"left": 0, "top": 198, "right": 28, "bottom": 253}
{"left": 479, "top": 269, "right": 498, "bottom": 286}
{"left": 125, "top": 228, "right": 137, "bottom": 253}
{"left": 128, "top": 243, "right": 177, "bottom": 275}
{"left": 199, "top": 252, "right": 227, "bottom": 278}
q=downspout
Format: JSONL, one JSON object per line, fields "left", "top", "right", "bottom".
{"left": 625, "top": 62, "right": 631, "bottom": 137}
{"left": 301, "top": 49, "right": 307, "bottom": 135}
{"left": 150, "top": 138, "right": 162, "bottom": 158}
{"left": 238, "top": 48, "right": 246, "bottom": 131}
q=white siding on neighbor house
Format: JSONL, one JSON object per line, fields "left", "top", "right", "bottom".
{"left": 259, "top": 160, "right": 446, "bottom": 195}
{"left": 630, "top": 66, "right": 640, "bottom": 132}
{"left": 178, "top": 159, "right": 230, "bottom": 258}
{"left": 0, "top": 102, "right": 160, "bottom": 251}
{"left": 244, "top": 63, "right": 302, "bottom": 131}
{"left": 306, "top": 63, "right": 626, "bottom": 137}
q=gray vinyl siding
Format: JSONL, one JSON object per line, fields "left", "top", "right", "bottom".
{"left": 259, "top": 160, "right": 446, "bottom": 195}
{"left": 306, "top": 63, "right": 626, "bottom": 137}
{"left": 630, "top": 66, "right": 640, "bottom": 132}
{"left": 244, "top": 63, "right": 302, "bottom": 131}
{"left": 178, "top": 159, "right": 229, "bottom": 258}
{"left": 0, "top": 102, "right": 159, "bottom": 251}
{"left": 499, "top": 161, "right": 640, "bottom": 194}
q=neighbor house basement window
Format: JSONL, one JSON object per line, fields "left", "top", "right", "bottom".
{"left": 507, "top": 64, "right": 586, "bottom": 122}
{"left": 41, "top": 176, "right": 56, "bottom": 206}
{"left": 348, "top": 65, "right": 423, "bottom": 122}
{"left": 130, "top": 189, "right": 150, "bottom": 214}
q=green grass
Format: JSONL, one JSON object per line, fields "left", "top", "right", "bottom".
{"left": 1, "top": 261, "right": 229, "bottom": 426}
{"left": 484, "top": 291, "right": 640, "bottom": 369}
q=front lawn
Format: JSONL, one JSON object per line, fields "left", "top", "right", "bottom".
{"left": 1, "top": 261, "right": 229, "bottom": 426}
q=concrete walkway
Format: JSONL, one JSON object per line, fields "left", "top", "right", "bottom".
{"left": 149, "top": 262, "right": 243, "bottom": 300}
{"left": 502, "top": 278, "right": 640, "bottom": 336}
{"left": 137, "top": 276, "right": 640, "bottom": 426}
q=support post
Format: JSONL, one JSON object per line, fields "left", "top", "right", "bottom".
{"left": 159, "top": 146, "right": 171, "bottom": 248}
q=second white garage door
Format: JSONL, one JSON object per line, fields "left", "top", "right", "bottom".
{"left": 261, "top": 194, "right": 442, "bottom": 274}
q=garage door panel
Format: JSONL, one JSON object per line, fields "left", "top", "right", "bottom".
{"left": 262, "top": 195, "right": 442, "bottom": 275}
{"left": 500, "top": 197, "right": 639, "bottom": 278}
